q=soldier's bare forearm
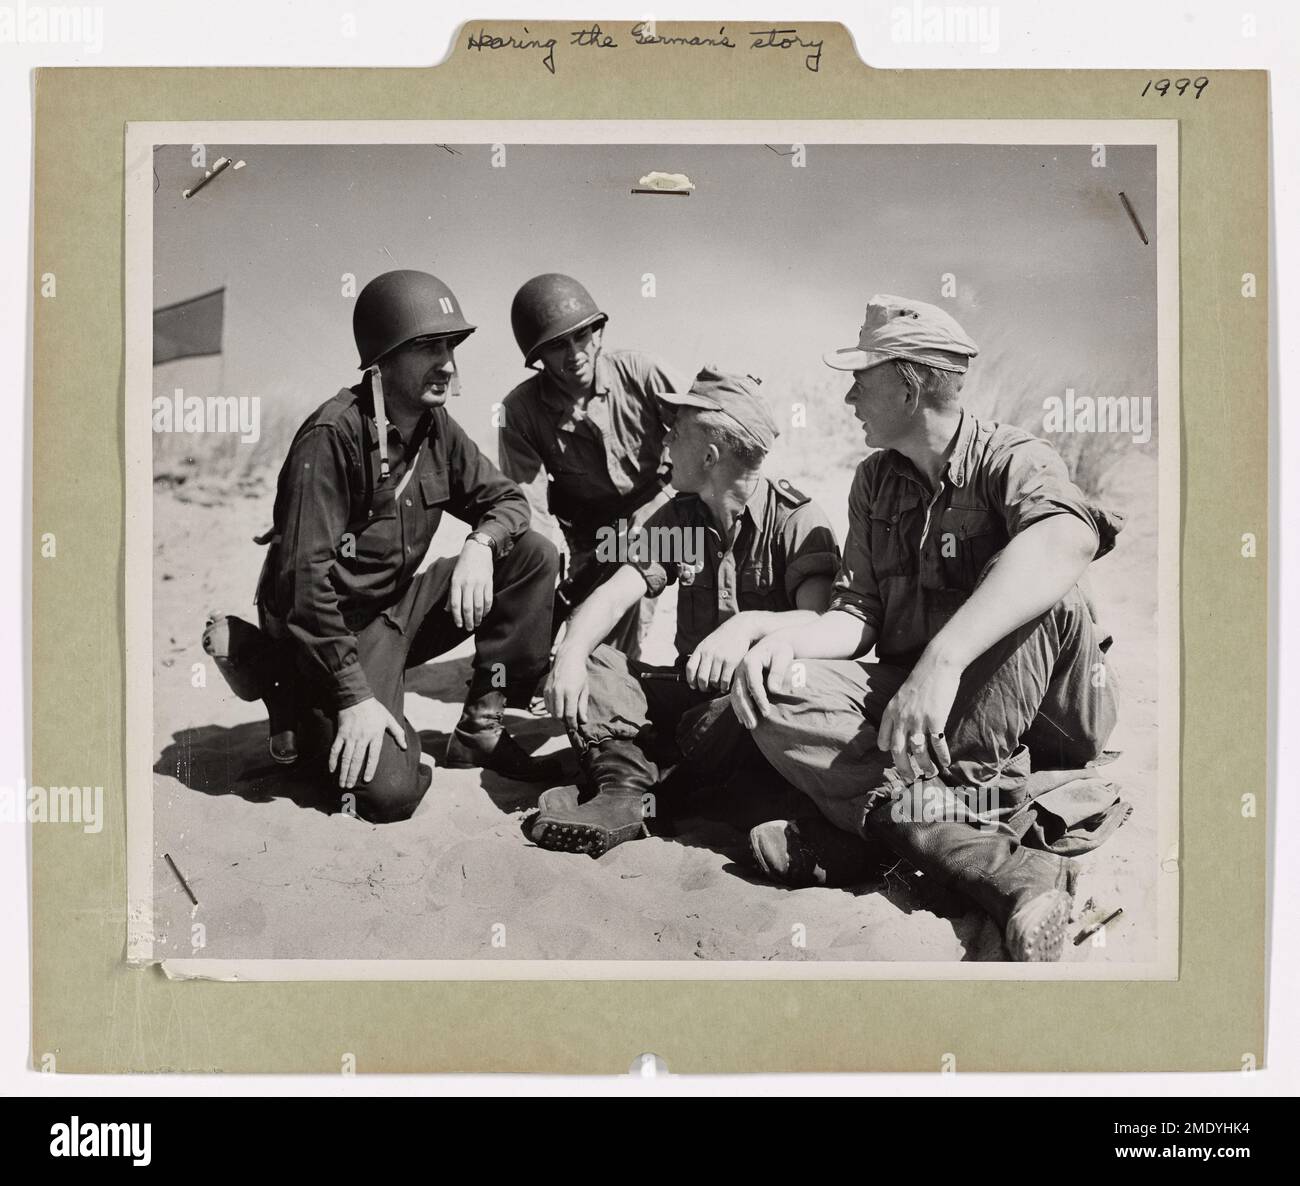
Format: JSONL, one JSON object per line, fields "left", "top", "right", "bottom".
{"left": 925, "top": 515, "right": 1098, "bottom": 672}
{"left": 553, "top": 563, "right": 646, "bottom": 665}
{"left": 735, "top": 609, "right": 822, "bottom": 645}
{"left": 780, "top": 608, "right": 878, "bottom": 662}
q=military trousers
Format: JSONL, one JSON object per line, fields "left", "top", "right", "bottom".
{"left": 748, "top": 585, "right": 1118, "bottom": 839}
{"left": 276, "top": 529, "right": 558, "bottom": 822}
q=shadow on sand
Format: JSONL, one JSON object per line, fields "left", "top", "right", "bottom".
{"left": 155, "top": 657, "right": 571, "bottom": 817}
{"left": 155, "top": 657, "right": 994, "bottom": 956}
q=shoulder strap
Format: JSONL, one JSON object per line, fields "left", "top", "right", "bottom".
{"left": 771, "top": 478, "right": 811, "bottom": 509}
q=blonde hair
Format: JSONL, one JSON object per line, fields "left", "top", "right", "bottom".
{"left": 892, "top": 359, "right": 965, "bottom": 408}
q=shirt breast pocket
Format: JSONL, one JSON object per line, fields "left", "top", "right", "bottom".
{"left": 349, "top": 487, "right": 398, "bottom": 572}
{"left": 867, "top": 491, "right": 921, "bottom": 579}
{"left": 936, "top": 505, "right": 1005, "bottom": 592}
{"left": 678, "top": 565, "right": 716, "bottom": 642}
{"left": 739, "top": 561, "right": 780, "bottom": 610}
{"left": 419, "top": 470, "right": 450, "bottom": 509}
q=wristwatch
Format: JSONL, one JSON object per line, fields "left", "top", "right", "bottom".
{"left": 467, "top": 530, "right": 497, "bottom": 555}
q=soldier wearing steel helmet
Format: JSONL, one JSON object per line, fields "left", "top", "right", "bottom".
{"left": 204, "top": 270, "right": 573, "bottom": 823}
{"left": 499, "top": 274, "right": 685, "bottom": 659}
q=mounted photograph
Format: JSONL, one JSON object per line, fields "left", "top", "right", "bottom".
{"left": 123, "top": 119, "right": 1179, "bottom": 979}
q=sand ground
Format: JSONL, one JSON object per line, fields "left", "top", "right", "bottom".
{"left": 148, "top": 454, "right": 1162, "bottom": 967}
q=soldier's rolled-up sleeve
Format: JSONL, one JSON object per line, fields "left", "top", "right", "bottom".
{"left": 780, "top": 502, "right": 841, "bottom": 598}
{"left": 828, "top": 462, "right": 883, "bottom": 630}
{"left": 272, "top": 425, "right": 373, "bottom": 709}
{"left": 625, "top": 500, "right": 680, "bottom": 597}
{"left": 445, "top": 414, "right": 530, "bottom": 557}
{"left": 992, "top": 438, "right": 1115, "bottom": 559}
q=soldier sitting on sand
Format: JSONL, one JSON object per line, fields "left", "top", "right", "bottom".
{"left": 730, "top": 295, "right": 1129, "bottom": 962}
{"left": 534, "top": 367, "right": 841, "bottom": 856}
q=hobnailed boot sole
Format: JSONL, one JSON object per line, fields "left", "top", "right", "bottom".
{"left": 530, "top": 787, "right": 648, "bottom": 858}
{"left": 1004, "top": 889, "right": 1073, "bottom": 962}
{"left": 865, "top": 791, "right": 1079, "bottom": 963}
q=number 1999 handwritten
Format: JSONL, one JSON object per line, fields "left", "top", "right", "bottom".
{"left": 1142, "top": 77, "right": 1209, "bottom": 98}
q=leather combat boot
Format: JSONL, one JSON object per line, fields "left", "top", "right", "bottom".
{"left": 865, "top": 793, "right": 1078, "bottom": 962}
{"left": 530, "top": 738, "right": 655, "bottom": 857}
{"left": 749, "top": 816, "right": 888, "bottom": 889}
{"left": 444, "top": 677, "right": 575, "bottom": 782}
{"left": 202, "top": 613, "right": 299, "bottom": 765}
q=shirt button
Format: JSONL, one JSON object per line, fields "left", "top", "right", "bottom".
{"left": 404, "top": 498, "right": 412, "bottom": 507}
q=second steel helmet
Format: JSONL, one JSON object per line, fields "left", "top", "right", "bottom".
{"left": 510, "top": 273, "right": 608, "bottom": 367}
{"left": 353, "top": 270, "right": 477, "bottom": 369}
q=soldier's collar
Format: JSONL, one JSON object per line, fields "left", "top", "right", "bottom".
{"left": 742, "top": 475, "right": 771, "bottom": 525}
{"left": 881, "top": 408, "right": 978, "bottom": 490}
{"left": 943, "top": 408, "right": 978, "bottom": 488}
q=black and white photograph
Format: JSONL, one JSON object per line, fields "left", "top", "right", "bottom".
{"left": 125, "top": 121, "right": 1178, "bottom": 976}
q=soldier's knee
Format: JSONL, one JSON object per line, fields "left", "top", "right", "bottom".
{"left": 1052, "top": 584, "right": 1092, "bottom": 633}
{"left": 346, "top": 765, "right": 430, "bottom": 823}
{"left": 339, "top": 733, "right": 430, "bottom": 823}
{"left": 587, "top": 643, "right": 630, "bottom": 679}
{"left": 508, "top": 529, "right": 559, "bottom": 579}
{"left": 748, "top": 693, "right": 800, "bottom": 753}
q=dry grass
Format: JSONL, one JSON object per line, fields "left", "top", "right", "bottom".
{"left": 155, "top": 344, "right": 1152, "bottom": 508}
{"left": 152, "top": 400, "right": 296, "bottom": 505}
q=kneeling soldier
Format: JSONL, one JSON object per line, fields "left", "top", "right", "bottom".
{"left": 732, "top": 296, "right": 1125, "bottom": 961}
{"left": 206, "top": 270, "right": 571, "bottom": 823}
{"left": 499, "top": 274, "right": 683, "bottom": 658}
{"left": 536, "top": 368, "right": 841, "bottom": 856}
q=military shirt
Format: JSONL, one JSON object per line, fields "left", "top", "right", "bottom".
{"left": 630, "top": 477, "right": 842, "bottom": 658}
{"left": 831, "top": 409, "right": 1123, "bottom": 664}
{"left": 498, "top": 348, "right": 684, "bottom": 548}
{"left": 257, "top": 382, "right": 531, "bottom": 708}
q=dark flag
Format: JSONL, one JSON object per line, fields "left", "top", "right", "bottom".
{"left": 153, "top": 287, "right": 224, "bottom": 364}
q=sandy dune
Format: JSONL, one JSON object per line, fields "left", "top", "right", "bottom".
{"left": 148, "top": 455, "right": 1161, "bottom": 967}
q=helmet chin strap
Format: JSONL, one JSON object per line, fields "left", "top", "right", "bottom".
{"left": 369, "top": 366, "right": 391, "bottom": 482}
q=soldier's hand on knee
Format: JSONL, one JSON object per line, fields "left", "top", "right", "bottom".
{"left": 878, "top": 657, "right": 959, "bottom": 782}
{"left": 732, "top": 636, "right": 793, "bottom": 729}
{"left": 545, "top": 655, "right": 590, "bottom": 732}
{"left": 450, "top": 539, "right": 495, "bottom": 631}
{"left": 731, "top": 663, "right": 760, "bottom": 730}
{"left": 766, "top": 640, "right": 795, "bottom": 697}
{"left": 330, "top": 697, "right": 408, "bottom": 789}
{"left": 687, "top": 617, "right": 754, "bottom": 692}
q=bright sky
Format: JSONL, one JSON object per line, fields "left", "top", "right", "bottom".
{"left": 153, "top": 140, "right": 1158, "bottom": 449}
